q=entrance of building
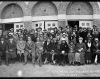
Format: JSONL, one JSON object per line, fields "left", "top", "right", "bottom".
{"left": 4, "top": 23, "right": 14, "bottom": 31}
{"left": 68, "top": 20, "right": 93, "bottom": 30}
{"left": 68, "top": 21, "right": 79, "bottom": 30}
{"left": 32, "top": 21, "right": 58, "bottom": 31}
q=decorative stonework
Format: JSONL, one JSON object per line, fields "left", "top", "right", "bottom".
{"left": 66, "top": 2, "right": 93, "bottom": 15}
{"left": 0, "top": 1, "right": 99, "bottom": 30}
{"left": 0, "top": 1, "right": 27, "bottom": 18}
{"left": 1, "top": 3, "right": 23, "bottom": 19}
{"left": 25, "top": 2, "right": 29, "bottom": 5}
{"left": 31, "top": 2, "right": 58, "bottom": 16}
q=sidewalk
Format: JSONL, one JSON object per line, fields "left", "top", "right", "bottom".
{"left": 0, "top": 62, "right": 100, "bottom": 77}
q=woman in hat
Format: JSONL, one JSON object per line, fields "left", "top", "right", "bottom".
{"left": 75, "top": 37, "right": 86, "bottom": 66}
{"left": 59, "top": 38, "right": 69, "bottom": 66}
{"left": 60, "top": 32, "right": 69, "bottom": 44}
{"left": 17, "top": 36, "right": 26, "bottom": 62}
{"left": 6, "top": 36, "right": 17, "bottom": 66}
{"left": 68, "top": 41, "right": 75, "bottom": 65}
{"left": 85, "top": 38, "right": 93, "bottom": 64}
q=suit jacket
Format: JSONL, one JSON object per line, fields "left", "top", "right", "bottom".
{"left": 26, "top": 41, "right": 36, "bottom": 56}
{"left": 43, "top": 41, "right": 52, "bottom": 52}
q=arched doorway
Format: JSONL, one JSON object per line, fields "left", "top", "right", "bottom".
{"left": 66, "top": 2, "right": 93, "bottom": 30}
{"left": 31, "top": 1, "right": 58, "bottom": 31}
{"left": 1, "top": 3, "right": 24, "bottom": 32}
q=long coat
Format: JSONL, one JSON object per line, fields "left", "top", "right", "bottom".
{"left": 24, "top": 41, "right": 36, "bottom": 57}
{"left": 85, "top": 42, "right": 93, "bottom": 60}
{"left": 75, "top": 42, "right": 86, "bottom": 64}
{"left": 0, "top": 40, "right": 7, "bottom": 56}
{"left": 60, "top": 42, "right": 69, "bottom": 53}
{"left": 52, "top": 42, "right": 60, "bottom": 54}
{"left": 6, "top": 39, "right": 17, "bottom": 58}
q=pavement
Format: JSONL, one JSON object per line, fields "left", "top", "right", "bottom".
{"left": 0, "top": 61, "right": 100, "bottom": 77}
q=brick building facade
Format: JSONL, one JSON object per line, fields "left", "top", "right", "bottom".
{"left": 0, "top": 1, "right": 100, "bottom": 32}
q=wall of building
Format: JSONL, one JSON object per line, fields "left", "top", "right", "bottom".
{"left": 0, "top": 1, "right": 100, "bottom": 29}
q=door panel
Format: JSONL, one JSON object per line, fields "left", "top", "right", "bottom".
{"left": 32, "top": 21, "right": 44, "bottom": 31}
{"left": 45, "top": 21, "right": 58, "bottom": 31}
{"left": 14, "top": 23, "right": 24, "bottom": 33}
{"left": 79, "top": 21, "right": 93, "bottom": 28}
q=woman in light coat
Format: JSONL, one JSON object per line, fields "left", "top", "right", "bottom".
{"left": 17, "top": 36, "right": 26, "bottom": 62}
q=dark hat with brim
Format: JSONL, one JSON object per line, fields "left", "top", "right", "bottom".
{"left": 9, "top": 36, "right": 13, "bottom": 39}
{"left": 95, "top": 38, "right": 99, "bottom": 41}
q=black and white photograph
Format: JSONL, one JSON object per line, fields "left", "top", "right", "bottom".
{"left": 0, "top": 1, "right": 100, "bottom": 77}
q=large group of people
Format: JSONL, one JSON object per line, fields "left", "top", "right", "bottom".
{"left": 0, "top": 24, "right": 100, "bottom": 67}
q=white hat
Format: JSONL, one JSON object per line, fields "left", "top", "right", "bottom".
{"left": 9, "top": 32, "right": 13, "bottom": 35}
{"left": 95, "top": 38, "right": 98, "bottom": 41}
{"left": 61, "top": 38, "right": 66, "bottom": 41}
{"left": 63, "top": 32, "right": 68, "bottom": 36}
{"left": 63, "top": 33, "right": 66, "bottom": 35}
{"left": 79, "top": 37, "right": 83, "bottom": 40}
{"left": 51, "top": 30, "right": 54, "bottom": 33}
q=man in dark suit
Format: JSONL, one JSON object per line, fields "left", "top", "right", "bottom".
{"left": 6, "top": 36, "right": 17, "bottom": 66}
{"left": 24, "top": 36, "right": 36, "bottom": 66}
{"left": 0, "top": 37, "right": 7, "bottom": 65}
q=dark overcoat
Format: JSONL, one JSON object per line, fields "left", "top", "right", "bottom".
{"left": 6, "top": 40, "right": 17, "bottom": 58}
